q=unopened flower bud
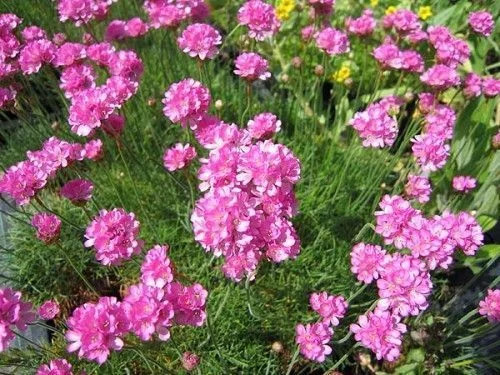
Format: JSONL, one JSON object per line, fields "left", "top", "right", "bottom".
{"left": 291, "top": 57, "right": 302, "bottom": 68}
{"left": 147, "top": 98, "right": 156, "bottom": 107}
{"left": 280, "top": 74, "right": 289, "bottom": 83}
{"left": 182, "top": 352, "right": 200, "bottom": 371}
{"left": 51, "top": 121, "right": 60, "bottom": 131}
{"left": 215, "top": 100, "right": 223, "bottom": 110}
{"left": 358, "top": 352, "right": 371, "bottom": 367}
{"left": 271, "top": 341, "right": 283, "bottom": 353}
{"left": 314, "top": 65, "right": 324, "bottom": 76}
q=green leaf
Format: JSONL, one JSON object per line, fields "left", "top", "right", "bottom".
{"left": 395, "top": 363, "right": 419, "bottom": 374}
{"left": 407, "top": 348, "right": 426, "bottom": 363}
{"left": 477, "top": 215, "right": 498, "bottom": 232}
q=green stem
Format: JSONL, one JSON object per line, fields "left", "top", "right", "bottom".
{"left": 285, "top": 346, "right": 300, "bottom": 375}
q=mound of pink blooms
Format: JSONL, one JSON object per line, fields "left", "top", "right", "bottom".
{"left": 350, "top": 309, "right": 407, "bottom": 362}
{"left": 405, "top": 175, "right": 432, "bottom": 203}
{"left": 479, "top": 289, "right": 500, "bottom": 323}
{"left": 464, "top": 73, "right": 482, "bottom": 98}
{"left": 350, "top": 242, "right": 386, "bottom": 284}
{"left": 0, "top": 287, "right": 34, "bottom": 352}
{"left": 31, "top": 213, "right": 62, "bottom": 244}
{"left": 372, "top": 40, "right": 424, "bottom": 73}
{"left": 84, "top": 208, "right": 144, "bottom": 265}
{"left": 346, "top": 9, "right": 376, "bottom": 37}
{"left": 427, "top": 26, "right": 470, "bottom": 68}
{"left": 60, "top": 178, "right": 94, "bottom": 205}
{"left": 37, "top": 358, "right": 73, "bottom": 375}
{"left": 105, "top": 17, "right": 149, "bottom": 41}
{"left": 57, "top": 0, "right": 117, "bottom": 26}
{"left": 163, "top": 79, "right": 211, "bottom": 125}
{"left": 483, "top": 77, "right": 500, "bottom": 97}
{"left": 468, "top": 11, "right": 495, "bottom": 37}
{"left": 177, "top": 23, "right": 222, "bottom": 60}
{"left": 38, "top": 300, "right": 60, "bottom": 320}
{"left": 247, "top": 112, "right": 281, "bottom": 140}
{"left": 315, "top": 27, "right": 350, "bottom": 56}
{"left": 182, "top": 352, "right": 201, "bottom": 371}
{"left": 452, "top": 175, "right": 477, "bottom": 193}
{"left": 18, "top": 39, "right": 56, "bottom": 74}
{"left": 60, "top": 63, "right": 97, "bottom": 99}
{"left": 412, "top": 133, "right": 450, "bottom": 172}
{"left": 420, "top": 64, "right": 460, "bottom": 90}
{"left": 234, "top": 52, "right": 271, "bottom": 81}
{"left": 143, "top": 0, "right": 209, "bottom": 29}
{"left": 141, "top": 245, "right": 174, "bottom": 288}
{"left": 383, "top": 9, "right": 422, "bottom": 36}
{"left": 309, "top": 292, "right": 348, "bottom": 326}
{"left": 237, "top": 0, "right": 280, "bottom": 41}
{"left": 163, "top": 143, "right": 197, "bottom": 172}
{"left": 295, "top": 322, "right": 333, "bottom": 363}
{"left": 21, "top": 26, "right": 47, "bottom": 42}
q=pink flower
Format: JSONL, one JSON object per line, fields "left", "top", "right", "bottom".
{"left": 87, "top": 42, "right": 115, "bottom": 66}
{"left": 234, "top": 52, "right": 271, "bottom": 81}
{"left": 125, "top": 17, "right": 149, "bottom": 38}
{"left": 163, "top": 143, "right": 197, "bottom": 172}
{"left": 405, "top": 175, "right": 431, "bottom": 203}
{"left": 237, "top": 0, "right": 280, "bottom": 41}
{"left": 427, "top": 26, "right": 469, "bottom": 68}
{"left": 57, "top": 0, "right": 116, "bottom": 26}
{"left": 295, "top": 322, "right": 332, "bottom": 363}
{"left": 301, "top": 25, "right": 315, "bottom": 41}
{"left": 166, "top": 282, "right": 208, "bottom": 327}
{"left": 107, "top": 50, "right": 143, "bottom": 81}
{"left": 83, "top": 139, "right": 104, "bottom": 160}
{"left": 60, "top": 178, "right": 94, "bottom": 205}
{"left": 141, "top": 245, "right": 174, "bottom": 288}
{"left": 84, "top": 208, "right": 144, "bottom": 265}
{"left": 418, "top": 93, "right": 438, "bottom": 114}
{"left": 105, "top": 20, "right": 127, "bottom": 41}
{"left": 383, "top": 9, "right": 421, "bottom": 35}
{"left": 60, "top": 63, "right": 96, "bottom": 98}
{"left": 38, "top": 300, "right": 60, "bottom": 320}
{"left": 315, "top": 27, "right": 350, "bottom": 56}
{"left": 308, "top": 0, "right": 335, "bottom": 16}
{"left": 309, "top": 292, "right": 348, "bottom": 326}
{"left": 53, "top": 42, "right": 86, "bottom": 67}
{"left": 0, "top": 287, "right": 34, "bottom": 352}
{"left": 0, "top": 87, "right": 17, "bottom": 109}
{"left": 451, "top": 211, "right": 483, "bottom": 256}
{"left": 350, "top": 309, "right": 406, "bottom": 362}
{"left": 412, "top": 133, "right": 450, "bottom": 172}
{"left": 483, "top": 77, "right": 500, "bottom": 97}
{"left": 247, "top": 112, "right": 281, "bottom": 139}
{"left": 425, "top": 104, "right": 457, "bottom": 140}
{"left": 452, "top": 175, "right": 477, "bottom": 193}
{"left": 479, "top": 289, "right": 500, "bottom": 322}
{"left": 182, "top": 352, "right": 200, "bottom": 371}
{"left": 36, "top": 359, "right": 73, "bottom": 375}
{"left": 468, "top": 11, "right": 494, "bottom": 36}
{"left": 143, "top": 1, "right": 185, "bottom": 29}
{"left": 162, "top": 79, "right": 211, "bottom": 125}
{"left": 346, "top": 9, "right": 376, "bottom": 36}
{"left": 463, "top": 73, "right": 482, "bottom": 98}
{"left": 31, "top": 213, "right": 62, "bottom": 244}
{"left": 102, "top": 113, "right": 125, "bottom": 138}
{"left": 350, "top": 243, "right": 386, "bottom": 284}
{"left": 66, "top": 296, "right": 129, "bottom": 364}
{"left": 18, "top": 39, "right": 56, "bottom": 74}
{"left": 377, "top": 253, "right": 432, "bottom": 317}
{"left": 420, "top": 64, "right": 460, "bottom": 90}
{"left": 53, "top": 33, "right": 67, "bottom": 46}
{"left": 21, "top": 26, "right": 47, "bottom": 42}
{"left": 177, "top": 23, "right": 222, "bottom": 60}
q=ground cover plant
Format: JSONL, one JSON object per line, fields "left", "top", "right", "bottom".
{"left": 0, "top": 0, "right": 499, "bottom": 373}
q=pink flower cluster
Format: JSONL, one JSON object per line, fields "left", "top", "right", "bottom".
{"left": 84, "top": 208, "right": 144, "bottom": 265}
{"left": 468, "top": 11, "right": 495, "bottom": 37}
{"left": 420, "top": 64, "right": 460, "bottom": 90}
{"left": 234, "top": 52, "right": 271, "bottom": 81}
{"left": 0, "top": 288, "right": 34, "bottom": 352}
{"left": 310, "top": 292, "right": 348, "bottom": 326}
{"left": 237, "top": 0, "right": 280, "bottom": 41}
{"left": 0, "top": 137, "right": 102, "bottom": 205}
{"left": 177, "top": 23, "right": 222, "bottom": 60}
{"left": 60, "top": 178, "right": 94, "bottom": 205}
{"left": 346, "top": 9, "right": 376, "bottom": 37}
{"left": 19, "top": 38, "right": 57, "bottom": 74}
{"left": 31, "top": 213, "right": 62, "bottom": 244}
{"left": 247, "top": 112, "right": 281, "bottom": 140}
{"left": 405, "top": 175, "right": 432, "bottom": 203}
{"left": 452, "top": 175, "right": 477, "bottom": 193}
{"left": 163, "top": 143, "right": 197, "bottom": 172}
{"left": 464, "top": 74, "right": 500, "bottom": 98}
{"left": 143, "top": 0, "right": 209, "bottom": 29}
{"left": 427, "top": 26, "right": 470, "bottom": 68}
{"left": 57, "top": 0, "right": 116, "bottom": 26}
{"left": 38, "top": 300, "right": 60, "bottom": 320}
{"left": 479, "top": 289, "right": 500, "bottom": 322}
{"left": 351, "top": 242, "right": 386, "bottom": 284}
{"left": 315, "top": 27, "right": 350, "bottom": 56}
{"left": 37, "top": 359, "right": 73, "bottom": 375}
{"left": 383, "top": 9, "right": 423, "bottom": 37}
{"left": 349, "top": 96, "right": 404, "bottom": 148}
{"left": 163, "top": 78, "right": 211, "bottom": 125}
{"left": 105, "top": 17, "right": 149, "bottom": 41}
{"left": 373, "top": 40, "right": 424, "bottom": 73}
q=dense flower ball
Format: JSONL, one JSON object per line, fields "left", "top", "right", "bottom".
{"left": 0, "top": 161, "right": 48, "bottom": 206}
{"left": 31, "top": 213, "right": 62, "bottom": 244}
{"left": 237, "top": 0, "right": 280, "bottom": 41}
{"left": 452, "top": 175, "right": 477, "bottom": 193}
{"left": 479, "top": 289, "right": 500, "bottom": 322}
{"left": 66, "top": 296, "right": 129, "bottom": 364}
{"left": 60, "top": 63, "right": 96, "bottom": 99}
{"left": 163, "top": 143, "right": 197, "bottom": 172}
{"left": 141, "top": 245, "right": 174, "bottom": 288}
{"left": 346, "top": 9, "right": 376, "bottom": 36}
{"left": 420, "top": 64, "right": 460, "bottom": 90}
{"left": 182, "top": 352, "right": 200, "bottom": 371}
{"left": 309, "top": 292, "right": 348, "bottom": 326}
{"left": 177, "top": 23, "right": 222, "bottom": 60}
{"left": 36, "top": 359, "right": 73, "bottom": 375}
{"left": 405, "top": 175, "right": 432, "bottom": 203}
{"left": 84, "top": 208, "right": 144, "bottom": 265}
{"left": 162, "top": 79, "right": 211, "bottom": 125}
{"left": 350, "top": 243, "right": 386, "bottom": 284}
{"left": 295, "top": 322, "right": 333, "bottom": 362}
{"left": 0, "top": 288, "right": 34, "bottom": 352}
{"left": 412, "top": 133, "right": 450, "bottom": 172}
{"left": 234, "top": 52, "right": 271, "bottom": 81}
{"left": 21, "top": 26, "right": 47, "bottom": 42}
{"left": 57, "top": 0, "right": 117, "bottom": 26}
{"left": 427, "top": 26, "right": 470, "bottom": 68}
{"left": 463, "top": 73, "right": 482, "bottom": 98}
{"left": 315, "top": 27, "right": 350, "bottom": 56}
{"left": 18, "top": 39, "right": 56, "bottom": 74}
{"left": 308, "top": 0, "right": 335, "bottom": 16}
{"left": 60, "top": 178, "right": 94, "bottom": 205}
{"left": 247, "top": 112, "right": 281, "bottom": 139}
{"left": 38, "top": 300, "right": 60, "bottom": 320}
{"left": 350, "top": 309, "right": 407, "bottom": 362}
{"left": 483, "top": 77, "right": 500, "bottom": 97}
{"left": 468, "top": 11, "right": 494, "bottom": 36}
{"left": 166, "top": 282, "right": 208, "bottom": 327}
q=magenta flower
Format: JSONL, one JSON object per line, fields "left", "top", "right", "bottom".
{"left": 83, "top": 139, "right": 104, "bottom": 160}
{"left": 479, "top": 289, "right": 500, "bottom": 322}
{"left": 66, "top": 296, "right": 129, "bottom": 364}
{"left": 143, "top": 1, "right": 185, "bottom": 29}
{"left": 53, "top": 42, "right": 86, "bottom": 67}
{"left": 31, "top": 213, "right": 62, "bottom": 244}
{"left": 463, "top": 73, "right": 482, "bottom": 98}
{"left": 166, "top": 282, "right": 208, "bottom": 327}
{"left": 182, "top": 352, "right": 200, "bottom": 371}
{"left": 350, "top": 242, "right": 386, "bottom": 284}
{"left": 427, "top": 26, "right": 469, "bottom": 68}
{"left": 346, "top": 9, "right": 376, "bottom": 36}
{"left": 57, "top": 0, "right": 116, "bottom": 26}
{"left": 468, "top": 11, "right": 494, "bottom": 36}
{"left": 125, "top": 17, "right": 149, "bottom": 37}
{"left": 234, "top": 52, "right": 271, "bottom": 81}
{"left": 405, "top": 175, "right": 432, "bottom": 204}
{"left": 84, "top": 208, "right": 144, "bottom": 265}
{"left": 309, "top": 292, "right": 348, "bottom": 326}
{"left": 105, "top": 20, "right": 127, "bottom": 41}
{"left": 102, "top": 113, "right": 125, "bottom": 138}
{"left": 451, "top": 211, "right": 483, "bottom": 256}
{"left": 301, "top": 25, "right": 315, "bottom": 41}
{"left": 36, "top": 358, "right": 73, "bottom": 375}
{"left": 87, "top": 42, "right": 115, "bottom": 66}
{"left": 0, "top": 161, "right": 47, "bottom": 206}
{"left": 163, "top": 143, "right": 197, "bottom": 172}
{"left": 420, "top": 64, "right": 460, "bottom": 90}
{"left": 295, "top": 322, "right": 332, "bottom": 363}
{"left": 247, "top": 112, "right": 281, "bottom": 140}
{"left": 141, "top": 245, "right": 174, "bottom": 288}
{"left": 0, "top": 87, "right": 17, "bottom": 109}
{"left": 0, "top": 288, "right": 34, "bottom": 352}
{"left": 60, "top": 178, "right": 94, "bottom": 205}
{"left": 38, "top": 300, "right": 60, "bottom": 320}
{"left": 483, "top": 77, "right": 500, "bottom": 97}
{"left": 162, "top": 79, "right": 211, "bottom": 125}
{"left": 350, "top": 309, "right": 406, "bottom": 362}
{"left": 177, "top": 23, "right": 222, "bottom": 60}
{"left": 237, "top": 0, "right": 280, "bottom": 41}
{"left": 412, "top": 133, "right": 450, "bottom": 172}
{"left": 60, "top": 63, "right": 96, "bottom": 99}
{"left": 452, "top": 175, "right": 477, "bottom": 193}
{"left": 21, "top": 26, "right": 47, "bottom": 42}
{"left": 18, "top": 39, "right": 56, "bottom": 74}
{"left": 383, "top": 9, "right": 421, "bottom": 35}
{"left": 315, "top": 27, "right": 350, "bottom": 56}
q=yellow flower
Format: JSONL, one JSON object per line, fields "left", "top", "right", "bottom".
{"left": 370, "top": 0, "right": 379, "bottom": 6}
{"left": 418, "top": 6, "right": 432, "bottom": 20}
{"left": 275, "top": 0, "right": 295, "bottom": 20}
{"left": 331, "top": 65, "right": 351, "bottom": 83}
{"left": 385, "top": 6, "right": 397, "bottom": 15}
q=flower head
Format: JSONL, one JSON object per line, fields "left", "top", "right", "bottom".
{"left": 234, "top": 52, "right": 271, "bottom": 81}
{"left": 247, "top": 113, "right": 281, "bottom": 140}
{"left": 468, "top": 11, "right": 494, "bottom": 36}
{"left": 36, "top": 359, "right": 73, "bottom": 375}
{"left": 141, "top": 245, "right": 174, "bottom": 288}
{"left": 162, "top": 79, "right": 210, "bottom": 125}
{"left": 295, "top": 322, "right": 333, "bottom": 362}
{"left": 163, "top": 143, "right": 197, "bottom": 172}
{"left": 452, "top": 175, "right": 477, "bottom": 193}
{"left": 309, "top": 292, "right": 348, "bottom": 326}
{"left": 18, "top": 39, "right": 56, "bottom": 74}
{"left": 237, "top": 0, "right": 280, "bottom": 41}
{"left": 420, "top": 64, "right": 460, "bottom": 89}
{"left": 346, "top": 10, "right": 376, "bottom": 36}
{"left": 405, "top": 175, "right": 432, "bottom": 203}
{"left": 31, "top": 213, "right": 62, "bottom": 244}
{"left": 182, "top": 352, "right": 200, "bottom": 371}
{"left": 38, "top": 300, "right": 60, "bottom": 320}
{"left": 0, "top": 288, "right": 34, "bottom": 352}
{"left": 350, "top": 243, "right": 386, "bottom": 284}
{"left": 479, "top": 289, "right": 500, "bottom": 322}
{"left": 60, "top": 178, "right": 94, "bottom": 205}
{"left": 177, "top": 23, "right": 222, "bottom": 60}
{"left": 315, "top": 27, "right": 350, "bottom": 56}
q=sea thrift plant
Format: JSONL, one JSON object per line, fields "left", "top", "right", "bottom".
{"left": 247, "top": 112, "right": 281, "bottom": 140}
{"left": 237, "top": 0, "right": 280, "bottom": 41}
{"left": 31, "top": 213, "right": 62, "bottom": 244}
{"left": 163, "top": 143, "right": 197, "bottom": 172}
{"left": 177, "top": 23, "right": 222, "bottom": 60}
{"left": 162, "top": 79, "right": 211, "bottom": 125}
{"left": 315, "top": 27, "right": 350, "bottom": 56}
{"left": 309, "top": 292, "right": 348, "bottom": 326}
{"left": 405, "top": 175, "right": 432, "bottom": 203}
{"left": 295, "top": 322, "right": 333, "bottom": 363}
{"left": 452, "top": 175, "right": 477, "bottom": 193}
{"left": 350, "top": 242, "right": 386, "bottom": 284}
{"left": 478, "top": 289, "right": 500, "bottom": 323}
{"left": 36, "top": 359, "right": 73, "bottom": 375}
{"left": 234, "top": 53, "right": 271, "bottom": 81}
{"left": 141, "top": 245, "right": 174, "bottom": 288}
{"left": 468, "top": 11, "right": 495, "bottom": 36}
{"left": 60, "top": 178, "right": 94, "bottom": 205}
{"left": 0, "top": 288, "right": 34, "bottom": 352}
{"left": 38, "top": 300, "right": 60, "bottom": 320}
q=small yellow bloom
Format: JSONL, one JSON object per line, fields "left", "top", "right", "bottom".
{"left": 275, "top": 0, "right": 295, "bottom": 20}
{"left": 370, "top": 0, "right": 379, "bottom": 7}
{"left": 418, "top": 6, "right": 432, "bottom": 20}
{"left": 385, "top": 6, "right": 397, "bottom": 15}
{"left": 331, "top": 65, "right": 351, "bottom": 83}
